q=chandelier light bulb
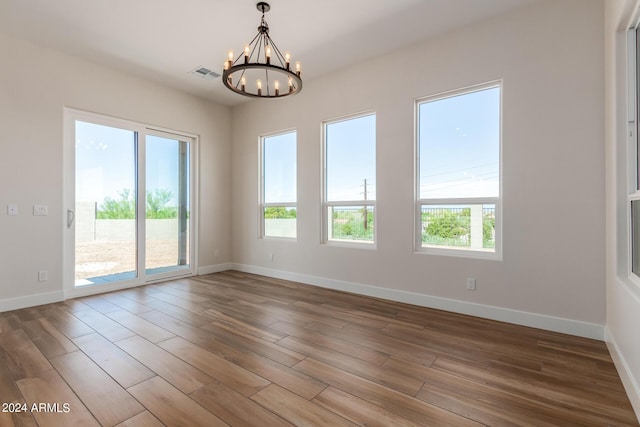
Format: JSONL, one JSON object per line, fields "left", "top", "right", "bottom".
{"left": 265, "top": 45, "right": 272, "bottom": 64}
{"left": 226, "top": 50, "right": 234, "bottom": 70}
{"left": 285, "top": 52, "right": 291, "bottom": 69}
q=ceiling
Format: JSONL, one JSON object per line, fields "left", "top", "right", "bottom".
{"left": 0, "top": 0, "right": 538, "bottom": 107}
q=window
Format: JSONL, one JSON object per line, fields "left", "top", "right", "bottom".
{"left": 628, "top": 27, "right": 640, "bottom": 280}
{"left": 261, "top": 131, "right": 297, "bottom": 238}
{"left": 416, "top": 82, "right": 501, "bottom": 258}
{"left": 323, "top": 113, "right": 376, "bottom": 245}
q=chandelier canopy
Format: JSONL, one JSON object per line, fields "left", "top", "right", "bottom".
{"left": 223, "top": 2, "right": 302, "bottom": 99}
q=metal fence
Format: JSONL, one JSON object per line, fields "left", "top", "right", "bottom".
{"left": 329, "top": 206, "right": 374, "bottom": 241}
{"left": 421, "top": 205, "right": 495, "bottom": 248}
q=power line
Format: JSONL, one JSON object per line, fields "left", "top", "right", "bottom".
{"left": 420, "top": 162, "right": 498, "bottom": 179}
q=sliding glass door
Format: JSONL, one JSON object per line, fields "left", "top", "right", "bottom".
{"left": 145, "top": 133, "right": 191, "bottom": 276}
{"left": 74, "top": 121, "right": 138, "bottom": 285}
{"left": 65, "top": 110, "right": 196, "bottom": 294}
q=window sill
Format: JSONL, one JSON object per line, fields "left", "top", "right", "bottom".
{"left": 322, "top": 239, "right": 377, "bottom": 250}
{"left": 261, "top": 236, "right": 297, "bottom": 242}
{"left": 416, "top": 245, "right": 502, "bottom": 261}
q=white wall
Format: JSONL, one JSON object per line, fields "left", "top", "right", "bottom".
{"left": 230, "top": 0, "right": 606, "bottom": 338}
{"left": 0, "top": 33, "right": 232, "bottom": 310}
{"left": 605, "top": 0, "right": 640, "bottom": 417}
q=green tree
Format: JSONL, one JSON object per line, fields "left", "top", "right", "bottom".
{"left": 97, "top": 189, "right": 135, "bottom": 219}
{"left": 425, "top": 209, "right": 470, "bottom": 239}
{"left": 422, "top": 208, "right": 470, "bottom": 246}
{"left": 331, "top": 208, "right": 374, "bottom": 241}
{"left": 146, "top": 189, "right": 176, "bottom": 219}
{"left": 483, "top": 213, "right": 495, "bottom": 248}
{"left": 97, "top": 188, "right": 178, "bottom": 219}
{"left": 264, "top": 207, "right": 296, "bottom": 219}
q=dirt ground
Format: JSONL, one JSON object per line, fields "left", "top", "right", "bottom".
{"left": 75, "top": 240, "right": 189, "bottom": 280}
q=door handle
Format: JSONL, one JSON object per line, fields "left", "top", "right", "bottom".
{"left": 67, "top": 209, "right": 75, "bottom": 228}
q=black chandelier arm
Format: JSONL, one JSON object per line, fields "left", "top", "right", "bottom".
{"left": 249, "top": 34, "right": 262, "bottom": 63}
{"left": 230, "top": 33, "right": 290, "bottom": 71}
{"left": 230, "top": 32, "right": 262, "bottom": 68}
{"left": 265, "top": 36, "right": 289, "bottom": 69}
{"left": 233, "top": 68, "right": 248, "bottom": 91}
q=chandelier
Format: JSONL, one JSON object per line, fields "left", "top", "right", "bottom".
{"left": 223, "top": 2, "right": 302, "bottom": 98}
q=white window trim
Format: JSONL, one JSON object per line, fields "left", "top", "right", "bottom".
{"left": 626, "top": 24, "right": 640, "bottom": 287}
{"left": 259, "top": 129, "right": 297, "bottom": 240}
{"left": 414, "top": 81, "right": 503, "bottom": 261}
{"left": 321, "top": 111, "right": 377, "bottom": 248}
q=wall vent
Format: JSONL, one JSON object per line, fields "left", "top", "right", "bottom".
{"left": 191, "top": 66, "right": 220, "bottom": 79}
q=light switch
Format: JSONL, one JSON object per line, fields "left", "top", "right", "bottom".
{"left": 33, "top": 205, "right": 48, "bottom": 216}
{"left": 7, "top": 204, "right": 18, "bottom": 216}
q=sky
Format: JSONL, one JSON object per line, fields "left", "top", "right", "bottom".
{"left": 325, "top": 114, "right": 376, "bottom": 202}
{"left": 75, "top": 121, "right": 187, "bottom": 207}
{"left": 419, "top": 86, "right": 500, "bottom": 199}
{"left": 263, "top": 131, "right": 297, "bottom": 203}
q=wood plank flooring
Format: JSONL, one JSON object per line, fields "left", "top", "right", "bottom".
{"left": 0, "top": 271, "right": 637, "bottom": 426}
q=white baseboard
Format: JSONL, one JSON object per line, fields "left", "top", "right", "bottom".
{"left": 0, "top": 290, "right": 65, "bottom": 313}
{"left": 227, "top": 263, "right": 605, "bottom": 340}
{"left": 0, "top": 264, "right": 605, "bottom": 340}
{"left": 606, "top": 327, "right": 640, "bottom": 421}
{"left": 198, "top": 263, "right": 234, "bottom": 276}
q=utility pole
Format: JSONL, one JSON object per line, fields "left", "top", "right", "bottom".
{"left": 363, "top": 178, "right": 368, "bottom": 230}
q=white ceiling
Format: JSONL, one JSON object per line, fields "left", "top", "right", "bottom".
{"left": 0, "top": 0, "right": 538, "bottom": 106}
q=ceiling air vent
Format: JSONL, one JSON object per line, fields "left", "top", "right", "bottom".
{"left": 191, "top": 66, "right": 220, "bottom": 79}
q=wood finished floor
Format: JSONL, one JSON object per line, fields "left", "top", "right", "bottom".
{"left": 0, "top": 271, "right": 637, "bottom": 427}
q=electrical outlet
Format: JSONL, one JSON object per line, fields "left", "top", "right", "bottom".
{"left": 466, "top": 278, "right": 476, "bottom": 291}
{"left": 269, "top": 253, "right": 274, "bottom": 262}
{"left": 38, "top": 271, "right": 48, "bottom": 282}
{"left": 7, "top": 204, "right": 18, "bottom": 216}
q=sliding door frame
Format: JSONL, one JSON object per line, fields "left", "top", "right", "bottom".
{"left": 63, "top": 108, "right": 199, "bottom": 299}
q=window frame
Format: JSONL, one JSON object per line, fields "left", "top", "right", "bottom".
{"left": 626, "top": 25, "right": 640, "bottom": 285}
{"left": 259, "top": 129, "right": 298, "bottom": 240}
{"left": 414, "top": 81, "right": 503, "bottom": 260}
{"left": 321, "top": 111, "right": 377, "bottom": 248}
